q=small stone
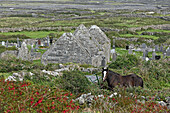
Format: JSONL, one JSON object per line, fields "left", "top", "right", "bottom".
{"left": 79, "top": 97, "right": 85, "bottom": 105}
{"left": 158, "top": 101, "right": 166, "bottom": 107}
{"left": 59, "top": 64, "right": 64, "bottom": 68}
{"left": 109, "top": 94, "right": 114, "bottom": 98}
{"left": 141, "top": 96, "right": 145, "bottom": 100}
{"left": 137, "top": 99, "right": 140, "bottom": 103}
{"left": 165, "top": 97, "right": 170, "bottom": 103}
{"left": 98, "top": 95, "right": 104, "bottom": 98}
{"left": 86, "top": 95, "right": 94, "bottom": 103}
{"left": 114, "top": 92, "right": 117, "bottom": 96}
{"left": 167, "top": 104, "right": 170, "bottom": 110}
{"left": 29, "top": 72, "right": 34, "bottom": 76}
{"left": 141, "top": 100, "right": 145, "bottom": 104}
{"left": 130, "top": 93, "right": 133, "bottom": 96}
{"left": 5, "top": 76, "right": 16, "bottom": 81}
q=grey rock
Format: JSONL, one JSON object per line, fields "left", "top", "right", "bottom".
{"left": 42, "top": 70, "right": 59, "bottom": 77}
{"left": 85, "top": 75, "right": 101, "bottom": 83}
{"left": 167, "top": 104, "right": 170, "bottom": 110}
{"left": 5, "top": 76, "right": 16, "bottom": 81}
{"left": 59, "top": 64, "right": 64, "bottom": 69}
{"left": 86, "top": 95, "right": 94, "bottom": 103}
{"left": 165, "top": 97, "right": 170, "bottom": 103}
{"left": 141, "top": 100, "right": 145, "bottom": 104}
{"left": 98, "top": 95, "right": 104, "bottom": 98}
{"left": 158, "top": 101, "right": 167, "bottom": 107}
{"left": 79, "top": 96, "right": 85, "bottom": 105}
{"left": 141, "top": 96, "right": 145, "bottom": 100}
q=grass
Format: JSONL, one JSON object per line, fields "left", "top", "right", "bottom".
{"left": 120, "top": 34, "right": 159, "bottom": 40}
{"left": 0, "top": 30, "right": 74, "bottom": 39}
{"left": 0, "top": 31, "right": 57, "bottom": 39}
{"left": 115, "top": 47, "right": 166, "bottom": 58}
{"left": 137, "top": 29, "right": 170, "bottom": 34}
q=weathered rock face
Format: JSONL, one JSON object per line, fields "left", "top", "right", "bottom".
{"left": 42, "top": 33, "right": 92, "bottom": 65}
{"left": 17, "top": 42, "right": 31, "bottom": 61}
{"left": 41, "top": 24, "right": 111, "bottom": 67}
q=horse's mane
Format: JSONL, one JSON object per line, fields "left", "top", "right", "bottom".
{"left": 108, "top": 70, "right": 121, "bottom": 76}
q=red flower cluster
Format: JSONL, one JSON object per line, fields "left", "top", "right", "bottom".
{"left": 0, "top": 79, "right": 80, "bottom": 113}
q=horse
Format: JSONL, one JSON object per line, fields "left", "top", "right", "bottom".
{"left": 102, "top": 68, "right": 143, "bottom": 89}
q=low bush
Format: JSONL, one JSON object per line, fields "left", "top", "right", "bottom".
{"left": 56, "top": 71, "right": 91, "bottom": 95}
{"left": 109, "top": 54, "right": 140, "bottom": 70}
{"left": 154, "top": 35, "right": 170, "bottom": 44}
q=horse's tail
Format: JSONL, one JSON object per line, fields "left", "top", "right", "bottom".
{"left": 140, "top": 78, "right": 143, "bottom": 88}
{"left": 141, "top": 78, "right": 144, "bottom": 88}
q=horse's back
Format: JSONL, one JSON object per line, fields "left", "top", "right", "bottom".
{"left": 128, "top": 74, "right": 143, "bottom": 88}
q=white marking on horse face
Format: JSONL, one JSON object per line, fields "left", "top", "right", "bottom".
{"left": 103, "top": 71, "right": 107, "bottom": 81}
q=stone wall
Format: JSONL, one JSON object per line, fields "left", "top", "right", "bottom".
{"left": 0, "top": 50, "right": 18, "bottom": 58}
{"left": 42, "top": 33, "right": 92, "bottom": 65}
{"left": 41, "top": 24, "right": 111, "bottom": 67}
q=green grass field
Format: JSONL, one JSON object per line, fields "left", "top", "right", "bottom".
{"left": 0, "top": 30, "right": 74, "bottom": 39}
{"left": 137, "top": 29, "right": 170, "bottom": 34}
{"left": 119, "top": 34, "right": 159, "bottom": 40}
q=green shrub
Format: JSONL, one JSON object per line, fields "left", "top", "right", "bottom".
{"left": 154, "top": 35, "right": 170, "bottom": 44}
{"left": 56, "top": 71, "right": 91, "bottom": 95}
{"left": 109, "top": 54, "right": 140, "bottom": 70}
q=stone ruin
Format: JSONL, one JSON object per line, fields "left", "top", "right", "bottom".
{"left": 41, "top": 24, "right": 111, "bottom": 67}
{"left": 17, "top": 42, "right": 31, "bottom": 61}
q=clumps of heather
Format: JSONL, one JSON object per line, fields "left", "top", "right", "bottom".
{"left": 0, "top": 79, "right": 80, "bottom": 113}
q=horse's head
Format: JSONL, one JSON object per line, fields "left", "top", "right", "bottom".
{"left": 102, "top": 67, "right": 108, "bottom": 82}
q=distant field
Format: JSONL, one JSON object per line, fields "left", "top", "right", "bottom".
{"left": 0, "top": 17, "right": 169, "bottom": 29}
{"left": 0, "top": 31, "right": 73, "bottom": 39}
{"left": 137, "top": 29, "right": 170, "bottom": 34}
{"left": 120, "top": 34, "right": 159, "bottom": 40}
{"left": 0, "top": 31, "right": 56, "bottom": 39}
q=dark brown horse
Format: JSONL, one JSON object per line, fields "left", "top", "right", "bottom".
{"left": 102, "top": 68, "right": 143, "bottom": 89}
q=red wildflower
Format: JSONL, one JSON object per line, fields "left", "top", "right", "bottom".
{"left": 34, "top": 98, "right": 43, "bottom": 107}
{"left": 52, "top": 101, "right": 54, "bottom": 104}
{"left": 70, "top": 100, "right": 73, "bottom": 104}
{"left": 51, "top": 106, "right": 55, "bottom": 109}
{"left": 31, "top": 101, "right": 34, "bottom": 105}
{"left": 39, "top": 109, "right": 42, "bottom": 113}
{"left": 70, "top": 93, "right": 72, "bottom": 96}
{"left": 64, "top": 93, "right": 68, "bottom": 96}
{"left": 112, "top": 98, "right": 115, "bottom": 101}
{"left": 77, "top": 106, "right": 80, "bottom": 110}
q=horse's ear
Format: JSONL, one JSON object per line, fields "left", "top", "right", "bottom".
{"left": 106, "top": 67, "right": 108, "bottom": 71}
